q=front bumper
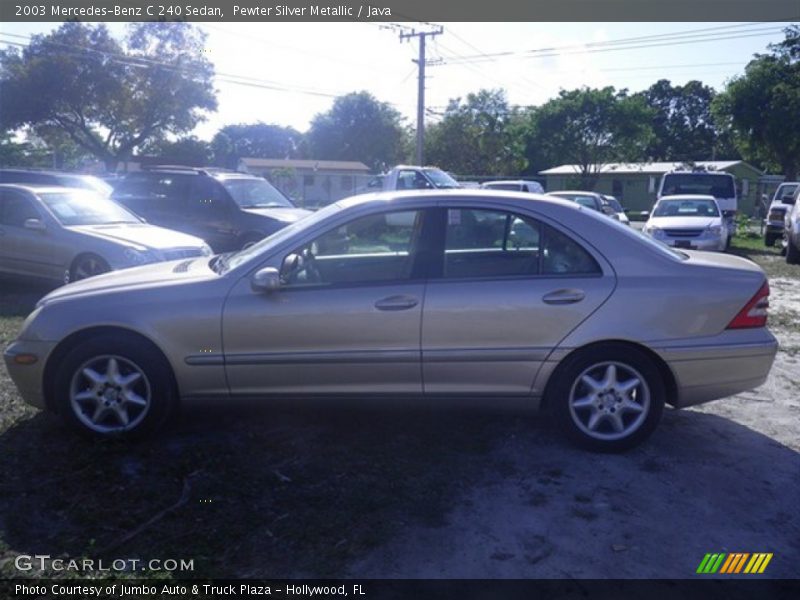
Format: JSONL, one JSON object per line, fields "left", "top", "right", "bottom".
{"left": 3, "top": 340, "right": 58, "bottom": 409}
{"left": 655, "top": 330, "right": 778, "bottom": 408}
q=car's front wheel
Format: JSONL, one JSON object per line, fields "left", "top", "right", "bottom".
{"left": 549, "top": 345, "right": 665, "bottom": 452}
{"left": 70, "top": 254, "right": 110, "bottom": 282}
{"left": 53, "top": 334, "right": 177, "bottom": 439}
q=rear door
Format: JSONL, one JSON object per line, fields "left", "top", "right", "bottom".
{"left": 421, "top": 205, "right": 616, "bottom": 396}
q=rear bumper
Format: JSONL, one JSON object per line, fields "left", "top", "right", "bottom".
{"left": 655, "top": 331, "right": 778, "bottom": 408}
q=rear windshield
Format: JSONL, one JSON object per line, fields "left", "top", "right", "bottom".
{"left": 485, "top": 183, "right": 521, "bottom": 191}
{"left": 423, "top": 169, "right": 460, "bottom": 189}
{"left": 661, "top": 173, "right": 735, "bottom": 198}
{"left": 549, "top": 193, "right": 598, "bottom": 209}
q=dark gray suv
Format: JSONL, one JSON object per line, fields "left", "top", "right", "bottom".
{"left": 112, "top": 167, "right": 311, "bottom": 252}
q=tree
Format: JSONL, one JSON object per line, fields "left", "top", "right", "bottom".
{"left": 521, "top": 87, "right": 654, "bottom": 189}
{"left": 638, "top": 79, "right": 721, "bottom": 161}
{"left": 425, "top": 89, "right": 526, "bottom": 176}
{"left": 0, "top": 22, "right": 217, "bottom": 171}
{"left": 712, "top": 26, "right": 800, "bottom": 179}
{"left": 306, "top": 92, "right": 409, "bottom": 171}
{"left": 139, "top": 136, "right": 213, "bottom": 165}
{"left": 211, "top": 122, "right": 302, "bottom": 168}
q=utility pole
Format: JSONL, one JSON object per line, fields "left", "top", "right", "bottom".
{"left": 399, "top": 25, "right": 443, "bottom": 166}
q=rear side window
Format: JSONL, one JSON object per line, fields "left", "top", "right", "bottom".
{"left": 443, "top": 208, "right": 600, "bottom": 279}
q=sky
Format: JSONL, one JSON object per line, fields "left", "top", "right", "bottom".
{"left": 0, "top": 21, "right": 795, "bottom": 140}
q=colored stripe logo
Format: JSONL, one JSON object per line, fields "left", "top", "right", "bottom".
{"left": 697, "top": 553, "right": 773, "bottom": 574}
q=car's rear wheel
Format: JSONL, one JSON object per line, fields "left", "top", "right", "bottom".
{"left": 53, "top": 334, "right": 176, "bottom": 439}
{"left": 550, "top": 345, "right": 665, "bottom": 452}
{"left": 70, "top": 254, "right": 110, "bottom": 282}
{"left": 787, "top": 236, "right": 800, "bottom": 265}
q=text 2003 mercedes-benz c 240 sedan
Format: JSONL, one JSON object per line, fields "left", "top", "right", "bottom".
{"left": 4, "top": 191, "right": 777, "bottom": 451}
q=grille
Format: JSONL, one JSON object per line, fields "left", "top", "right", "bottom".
{"left": 664, "top": 229, "right": 703, "bottom": 238}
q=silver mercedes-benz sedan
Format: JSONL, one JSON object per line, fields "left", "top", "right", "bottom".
{"left": 4, "top": 191, "right": 777, "bottom": 451}
{"left": 0, "top": 184, "right": 213, "bottom": 283}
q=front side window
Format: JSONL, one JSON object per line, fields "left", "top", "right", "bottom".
{"left": 0, "top": 190, "right": 40, "bottom": 226}
{"left": 281, "top": 209, "right": 424, "bottom": 286}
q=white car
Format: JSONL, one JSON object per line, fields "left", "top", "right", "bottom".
{"left": 643, "top": 195, "right": 726, "bottom": 252}
{"left": 603, "top": 195, "right": 630, "bottom": 226}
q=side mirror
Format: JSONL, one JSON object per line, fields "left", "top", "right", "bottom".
{"left": 24, "top": 218, "right": 46, "bottom": 231}
{"left": 251, "top": 267, "right": 281, "bottom": 293}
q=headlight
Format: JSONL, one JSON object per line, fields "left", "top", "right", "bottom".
{"left": 123, "top": 248, "right": 158, "bottom": 265}
{"left": 645, "top": 226, "right": 663, "bottom": 237}
{"left": 706, "top": 225, "right": 722, "bottom": 236}
{"left": 200, "top": 244, "right": 214, "bottom": 257}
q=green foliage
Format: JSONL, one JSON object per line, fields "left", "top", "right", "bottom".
{"left": 425, "top": 89, "right": 526, "bottom": 176}
{"left": 306, "top": 91, "right": 409, "bottom": 171}
{"left": 637, "top": 79, "right": 730, "bottom": 161}
{"left": 0, "top": 22, "right": 217, "bottom": 172}
{"left": 520, "top": 87, "right": 654, "bottom": 188}
{"left": 712, "top": 26, "right": 800, "bottom": 179}
{"left": 139, "top": 135, "right": 213, "bottom": 165}
{"left": 211, "top": 122, "right": 303, "bottom": 168}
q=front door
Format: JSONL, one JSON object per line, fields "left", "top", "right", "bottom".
{"left": 222, "top": 208, "right": 430, "bottom": 395}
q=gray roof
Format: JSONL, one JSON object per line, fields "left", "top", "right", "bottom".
{"left": 240, "top": 158, "right": 370, "bottom": 172}
{"left": 539, "top": 161, "right": 756, "bottom": 176}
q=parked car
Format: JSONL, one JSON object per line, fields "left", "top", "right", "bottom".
{"left": 4, "top": 190, "right": 776, "bottom": 452}
{"left": 481, "top": 180, "right": 545, "bottom": 194}
{"left": 642, "top": 195, "right": 726, "bottom": 252}
{"left": 602, "top": 195, "right": 630, "bottom": 225}
{"left": 112, "top": 166, "right": 310, "bottom": 252}
{"left": 359, "top": 165, "right": 461, "bottom": 193}
{"left": 0, "top": 184, "right": 212, "bottom": 284}
{"left": 783, "top": 187, "right": 800, "bottom": 264}
{"left": 764, "top": 182, "right": 799, "bottom": 247}
{"left": 0, "top": 168, "right": 113, "bottom": 197}
{"left": 545, "top": 191, "right": 618, "bottom": 219}
{"left": 657, "top": 168, "right": 737, "bottom": 248}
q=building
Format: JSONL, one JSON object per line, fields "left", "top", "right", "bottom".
{"left": 540, "top": 161, "right": 767, "bottom": 216}
{"left": 238, "top": 158, "right": 371, "bottom": 208}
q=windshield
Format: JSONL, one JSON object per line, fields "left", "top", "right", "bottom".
{"left": 605, "top": 197, "right": 623, "bottom": 212}
{"left": 653, "top": 198, "right": 720, "bottom": 218}
{"left": 40, "top": 190, "right": 141, "bottom": 226}
{"left": 550, "top": 193, "right": 598, "bottom": 209}
{"left": 221, "top": 201, "right": 343, "bottom": 273}
{"left": 423, "top": 168, "right": 459, "bottom": 189}
{"left": 64, "top": 175, "right": 114, "bottom": 197}
{"left": 222, "top": 177, "right": 294, "bottom": 208}
{"left": 661, "top": 173, "right": 735, "bottom": 199}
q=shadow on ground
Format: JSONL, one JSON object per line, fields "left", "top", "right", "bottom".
{"left": 0, "top": 401, "right": 797, "bottom": 578}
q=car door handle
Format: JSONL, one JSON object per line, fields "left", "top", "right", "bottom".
{"left": 375, "top": 295, "right": 419, "bottom": 311}
{"left": 542, "top": 289, "right": 585, "bottom": 305}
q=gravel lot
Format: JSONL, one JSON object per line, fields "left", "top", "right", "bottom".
{"left": 0, "top": 246, "right": 797, "bottom": 580}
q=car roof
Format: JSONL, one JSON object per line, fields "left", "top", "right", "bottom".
{"left": 657, "top": 194, "right": 718, "bottom": 202}
{"left": 0, "top": 183, "right": 90, "bottom": 194}
{"left": 336, "top": 188, "right": 581, "bottom": 213}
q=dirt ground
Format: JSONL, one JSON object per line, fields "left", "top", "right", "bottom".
{"left": 0, "top": 249, "right": 798, "bottom": 580}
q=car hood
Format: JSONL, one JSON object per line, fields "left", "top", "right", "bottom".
{"left": 68, "top": 223, "right": 205, "bottom": 250}
{"left": 240, "top": 207, "right": 311, "bottom": 222}
{"left": 37, "top": 258, "right": 213, "bottom": 307}
{"left": 647, "top": 216, "right": 720, "bottom": 229}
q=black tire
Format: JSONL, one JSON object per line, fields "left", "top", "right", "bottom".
{"left": 53, "top": 334, "right": 177, "bottom": 439}
{"left": 548, "top": 344, "right": 665, "bottom": 452}
{"left": 787, "top": 237, "right": 800, "bottom": 265}
{"left": 70, "top": 254, "right": 110, "bottom": 282}
{"left": 764, "top": 233, "right": 778, "bottom": 247}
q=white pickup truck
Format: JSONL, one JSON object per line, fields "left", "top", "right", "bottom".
{"left": 360, "top": 165, "right": 461, "bottom": 193}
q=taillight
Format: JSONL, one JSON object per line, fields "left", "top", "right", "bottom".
{"left": 727, "top": 281, "right": 770, "bottom": 329}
